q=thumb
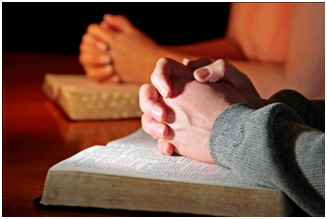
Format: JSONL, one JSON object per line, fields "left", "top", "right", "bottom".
{"left": 193, "top": 59, "right": 226, "bottom": 83}
{"left": 194, "top": 59, "right": 265, "bottom": 108}
{"left": 103, "top": 14, "right": 135, "bottom": 32}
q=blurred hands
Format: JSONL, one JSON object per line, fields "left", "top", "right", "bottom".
{"left": 79, "top": 14, "right": 161, "bottom": 83}
{"left": 139, "top": 58, "right": 264, "bottom": 163}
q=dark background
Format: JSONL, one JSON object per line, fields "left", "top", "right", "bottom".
{"left": 2, "top": 3, "right": 230, "bottom": 54}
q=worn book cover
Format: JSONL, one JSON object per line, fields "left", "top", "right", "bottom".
{"left": 42, "top": 73, "right": 142, "bottom": 120}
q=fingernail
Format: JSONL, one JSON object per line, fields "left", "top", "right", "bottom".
{"left": 165, "top": 145, "right": 174, "bottom": 155}
{"left": 100, "top": 55, "right": 111, "bottom": 64}
{"left": 153, "top": 125, "right": 164, "bottom": 138}
{"left": 151, "top": 106, "right": 163, "bottom": 122}
{"left": 158, "top": 84, "right": 168, "bottom": 98}
{"left": 96, "top": 42, "right": 108, "bottom": 51}
{"left": 196, "top": 68, "right": 211, "bottom": 80}
{"left": 183, "top": 57, "right": 191, "bottom": 66}
{"left": 112, "top": 74, "right": 121, "bottom": 83}
{"left": 104, "top": 65, "right": 113, "bottom": 75}
{"left": 216, "top": 59, "right": 225, "bottom": 72}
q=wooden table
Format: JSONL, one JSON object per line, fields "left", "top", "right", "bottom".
{"left": 2, "top": 52, "right": 154, "bottom": 216}
{"left": 2, "top": 52, "right": 310, "bottom": 217}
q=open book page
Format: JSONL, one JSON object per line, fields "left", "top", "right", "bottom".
{"left": 51, "top": 129, "right": 267, "bottom": 189}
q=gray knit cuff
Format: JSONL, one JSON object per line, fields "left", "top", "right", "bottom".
{"left": 209, "top": 103, "right": 255, "bottom": 168}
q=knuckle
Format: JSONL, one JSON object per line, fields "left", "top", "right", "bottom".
{"left": 86, "top": 23, "right": 98, "bottom": 32}
{"left": 78, "top": 44, "right": 84, "bottom": 52}
{"left": 141, "top": 114, "right": 150, "bottom": 132}
{"left": 78, "top": 54, "right": 85, "bottom": 64}
{"left": 139, "top": 83, "right": 149, "bottom": 94}
{"left": 81, "top": 34, "right": 88, "bottom": 42}
{"left": 139, "top": 84, "right": 149, "bottom": 97}
{"left": 156, "top": 57, "right": 170, "bottom": 66}
{"left": 150, "top": 73, "right": 157, "bottom": 83}
{"left": 140, "top": 100, "right": 152, "bottom": 115}
{"left": 141, "top": 114, "right": 146, "bottom": 123}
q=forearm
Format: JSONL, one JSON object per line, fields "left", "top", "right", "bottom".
{"left": 209, "top": 100, "right": 325, "bottom": 216}
{"left": 162, "top": 38, "right": 245, "bottom": 61}
{"left": 227, "top": 60, "right": 291, "bottom": 99}
{"left": 267, "top": 90, "right": 325, "bottom": 131}
{"left": 224, "top": 60, "right": 324, "bottom": 100}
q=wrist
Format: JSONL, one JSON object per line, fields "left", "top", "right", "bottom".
{"left": 209, "top": 103, "right": 255, "bottom": 167}
{"left": 158, "top": 46, "right": 200, "bottom": 63}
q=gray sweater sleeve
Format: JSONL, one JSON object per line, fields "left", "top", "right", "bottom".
{"left": 209, "top": 90, "right": 325, "bottom": 216}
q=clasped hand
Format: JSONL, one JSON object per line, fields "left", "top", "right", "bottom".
{"left": 139, "top": 58, "right": 265, "bottom": 164}
{"left": 79, "top": 14, "right": 160, "bottom": 83}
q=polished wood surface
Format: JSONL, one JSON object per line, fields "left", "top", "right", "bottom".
{"left": 1, "top": 52, "right": 308, "bottom": 217}
{"left": 2, "top": 52, "right": 146, "bottom": 216}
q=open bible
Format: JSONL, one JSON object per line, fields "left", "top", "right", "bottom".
{"left": 40, "top": 129, "right": 291, "bottom": 216}
{"left": 42, "top": 73, "right": 142, "bottom": 120}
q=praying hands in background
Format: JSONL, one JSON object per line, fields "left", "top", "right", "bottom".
{"left": 79, "top": 14, "right": 162, "bottom": 83}
{"left": 78, "top": 3, "right": 324, "bottom": 99}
